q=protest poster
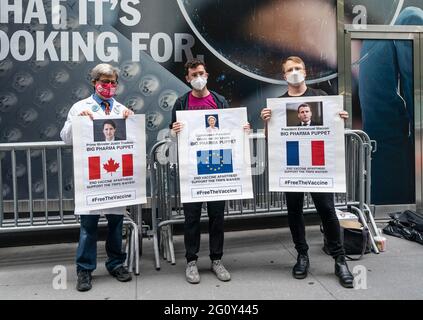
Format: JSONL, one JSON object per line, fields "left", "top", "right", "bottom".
{"left": 177, "top": 108, "right": 253, "bottom": 203}
{"left": 72, "top": 115, "right": 146, "bottom": 213}
{"left": 266, "top": 95, "right": 346, "bottom": 193}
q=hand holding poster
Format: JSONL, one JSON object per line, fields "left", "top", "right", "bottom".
{"left": 72, "top": 115, "right": 147, "bottom": 213}
{"left": 266, "top": 95, "right": 346, "bottom": 193}
{"left": 177, "top": 108, "right": 253, "bottom": 203}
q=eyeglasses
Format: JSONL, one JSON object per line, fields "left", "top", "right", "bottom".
{"left": 98, "top": 79, "right": 118, "bottom": 85}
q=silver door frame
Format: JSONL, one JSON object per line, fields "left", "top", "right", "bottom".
{"left": 340, "top": 24, "right": 423, "bottom": 213}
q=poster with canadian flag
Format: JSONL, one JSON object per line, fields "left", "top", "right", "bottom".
{"left": 266, "top": 95, "right": 346, "bottom": 193}
{"left": 72, "top": 115, "right": 146, "bottom": 213}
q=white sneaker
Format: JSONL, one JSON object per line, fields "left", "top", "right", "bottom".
{"left": 211, "top": 260, "right": 231, "bottom": 281}
{"left": 186, "top": 261, "right": 200, "bottom": 284}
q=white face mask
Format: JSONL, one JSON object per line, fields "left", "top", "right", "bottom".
{"left": 190, "top": 76, "right": 207, "bottom": 91}
{"left": 286, "top": 70, "right": 305, "bottom": 86}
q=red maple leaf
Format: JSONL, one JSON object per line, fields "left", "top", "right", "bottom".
{"left": 103, "top": 158, "right": 119, "bottom": 175}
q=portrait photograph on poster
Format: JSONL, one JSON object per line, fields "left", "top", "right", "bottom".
{"left": 205, "top": 114, "right": 220, "bottom": 132}
{"left": 286, "top": 101, "right": 324, "bottom": 127}
{"left": 93, "top": 118, "right": 127, "bottom": 142}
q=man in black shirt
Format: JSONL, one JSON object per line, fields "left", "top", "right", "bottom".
{"left": 170, "top": 59, "right": 231, "bottom": 285}
{"left": 261, "top": 56, "right": 354, "bottom": 288}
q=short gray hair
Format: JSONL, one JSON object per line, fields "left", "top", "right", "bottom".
{"left": 90, "top": 63, "right": 119, "bottom": 81}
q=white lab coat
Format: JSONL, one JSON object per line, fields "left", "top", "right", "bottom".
{"left": 60, "top": 95, "right": 129, "bottom": 215}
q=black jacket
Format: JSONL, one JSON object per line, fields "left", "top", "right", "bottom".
{"left": 297, "top": 120, "right": 319, "bottom": 127}
{"left": 170, "top": 90, "right": 229, "bottom": 128}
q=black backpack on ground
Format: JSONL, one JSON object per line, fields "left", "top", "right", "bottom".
{"left": 321, "top": 220, "right": 371, "bottom": 261}
{"left": 383, "top": 210, "right": 423, "bottom": 245}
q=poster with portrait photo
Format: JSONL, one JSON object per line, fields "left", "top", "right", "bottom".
{"left": 177, "top": 108, "right": 253, "bottom": 203}
{"left": 72, "top": 115, "right": 146, "bottom": 213}
{"left": 286, "top": 101, "right": 324, "bottom": 127}
{"left": 266, "top": 95, "right": 346, "bottom": 193}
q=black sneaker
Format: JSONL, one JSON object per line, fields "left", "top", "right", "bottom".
{"left": 109, "top": 266, "right": 132, "bottom": 282}
{"left": 76, "top": 270, "right": 92, "bottom": 292}
{"left": 292, "top": 254, "right": 310, "bottom": 279}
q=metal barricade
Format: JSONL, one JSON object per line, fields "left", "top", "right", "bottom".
{"left": 0, "top": 141, "right": 140, "bottom": 275}
{"left": 149, "top": 129, "right": 380, "bottom": 270}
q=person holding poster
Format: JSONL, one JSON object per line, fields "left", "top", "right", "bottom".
{"left": 260, "top": 56, "right": 354, "bottom": 288}
{"left": 60, "top": 64, "right": 134, "bottom": 292}
{"left": 171, "top": 58, "right": 250, "bottom": 284}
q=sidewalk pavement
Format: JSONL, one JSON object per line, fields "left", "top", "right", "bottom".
{"left": 0, "top": 225, "right": 422, "bottom": 300}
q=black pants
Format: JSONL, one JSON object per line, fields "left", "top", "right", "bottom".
{"left": 183, "top": 201, "right": 225, "bottom": 263}
{"left": 286, "top": 192, "right": 345, "bottom": 258}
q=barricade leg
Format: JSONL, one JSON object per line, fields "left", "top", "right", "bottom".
{"left": 122, "top": 217, "right": 140, "bottom": 275}
{"left": 128, "top": 220, "right": 140, "bottom": 275}
{"left": 351, "top": 205, "right": 379, "bottom": 253}
{"left": 135, "top": 205, "right": 143, "bottom": 257}
{"left": 153, "top": 225, "right": 161, "bottom": 270}
{"left": 128, "top": 226, "right": 134, "bottom": 273}
{"left": 167, "top": 225, "right": 176, "bottom": 265}
{"left": 133, "top": 222, "right": 140, "bottom": 275}
{"left": 364, "top": 203, "right": 381, "bottom": 238}
{"left": 124, "top": 225, "right": 130, "bottom": 268}
{"left": 161, "top": 226, "right": 171, "bottom": 262}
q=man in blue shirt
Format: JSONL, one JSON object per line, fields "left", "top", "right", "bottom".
{"left": 60, "top": 63, "right": 134, "bottom": 292}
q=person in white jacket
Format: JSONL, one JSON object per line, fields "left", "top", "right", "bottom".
{"left": 60, "top": 63, "right": 134, "bottom": 292}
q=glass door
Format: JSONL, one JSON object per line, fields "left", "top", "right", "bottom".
{"left": 344, "top": 25, "right": 423, "bottom": 213}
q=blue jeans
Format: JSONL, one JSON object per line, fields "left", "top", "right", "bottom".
{"left": 359, "top": 7, "right": 423, "bottom": 204}
{"left": 76, "top": 214, "right": 127, "bottom": 273}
